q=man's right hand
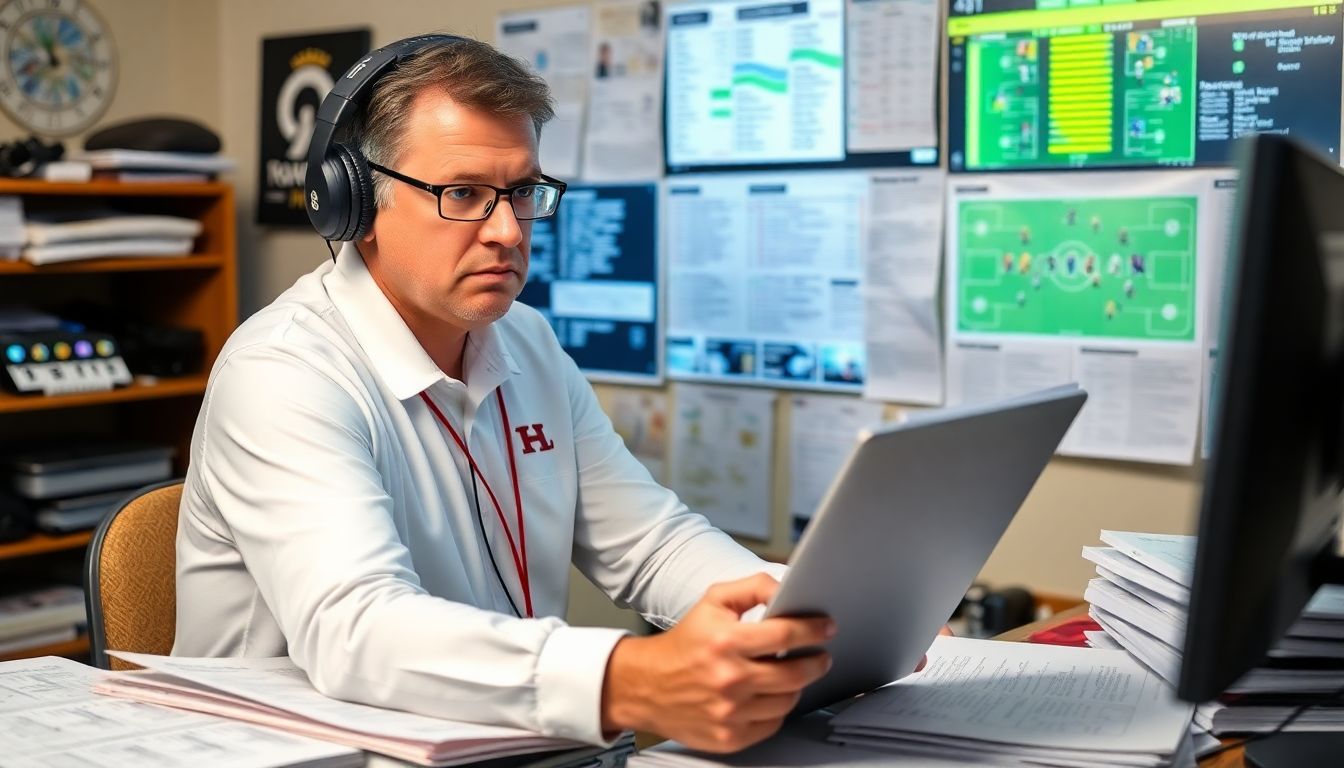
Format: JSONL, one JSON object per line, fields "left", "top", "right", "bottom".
{"left": 598, "top": 573, "right": 834, "bottom": 753}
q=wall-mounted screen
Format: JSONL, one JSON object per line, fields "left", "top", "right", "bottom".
{"left": 520, "top": 183, "right": 661, "bottom": 383}
{"left": 947, "top": 0, "right": 1343, "bottom": 171}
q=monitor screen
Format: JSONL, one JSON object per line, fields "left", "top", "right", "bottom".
{"left": 519, "top": 183, "right": 661, "bottom": 383}
{"left": 947, "top": 0, "right": 1344, "bottom": 172}
{"left": 665, "top": 0, "right": 939, "bottom": 172}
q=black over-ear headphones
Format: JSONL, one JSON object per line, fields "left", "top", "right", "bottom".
{"left": 305, "top": 34, "right": 464, "bottom": 242}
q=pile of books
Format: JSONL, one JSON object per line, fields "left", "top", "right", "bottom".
{"left": 0, "top": 585, "right": 85, "bottom": 655}
{"left": 72, "top": 149, "right": 235, "bottom": 183}
{"left": 1082, "top": 530, "right": 1344, "bottom": 736}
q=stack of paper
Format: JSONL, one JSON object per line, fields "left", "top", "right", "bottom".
{"left": 95, "top": 651, "right": 590, "bottom": 766}
{"left": 0, "top": 196, "right": 23, "bottom": 260}
{"left": 73, "top": 149, "right": 236, "bottom": 182}
{"left": 633, "top": 712, "right": 1006, "bottom": 768}
{"left": 0, "top": 585, "right": 85, "bottom": 655}
{"left": 824, "top": 636, "right": 1195, "bottom": 767}
{"left": 22, "top": 210, "right": 202, "bottom": 264}
{"left": 0, "top": 655, "right": 361, "bottom": 767}
{"left": 1082, "top": 530, "right": 1344, "bottom": 734}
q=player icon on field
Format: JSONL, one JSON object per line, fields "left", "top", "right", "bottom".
{"left": 1090, "top": 215, "right": 1102, "bottom": 233}
{"left": 1067, "top": 254, "right": 1077, "bottom": 274}
{"left": 1019, "top": 226, "right": 1031, "bottom": 244}
{"left": 1109, "top": 253, "right": 1123, "bottom": 275}
{"left": 1084, "top": 255, "right": 1096, "bottom": 275}
{"left": 1105, "top": 300, "right": 1117, "bottom": 319}
{"left": 1016, "top": 291, "right": 1026, "bottom": 307}
{"left": 1065, "top": 208, "right": 1077, "bottom": 226}
{"left": 1118, "top": 227, "right": 1129, "bottom": 245}
{"left": 1019, "top": 252, "right": 1032, "bottom": 274}
{"left": 1048, "top": 255, "right": 1057, "bottom": 272}
{"left": 1124, "top": 279, "right": 1135, "bottom": 299}
{"left": 1092, "top": 274, "right": 1102, "bottom": 288}
{"left": 1131, "top": 253, "right": 1146, "bottom": 274}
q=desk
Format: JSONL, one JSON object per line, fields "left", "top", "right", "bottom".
{"left": 1002, "top": 607, "right": 1245, "bottom": 768}
{"left": 639, "top": 609, "right": 1246, "bottom": 765}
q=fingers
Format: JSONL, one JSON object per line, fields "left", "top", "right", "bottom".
{"left": 703, "top": 573, "right": 781, "bottom": 615}
{"left": 734, "top": 691, "right": 803, "bottom": 722}
{"left": 731, "top": 615, "right": 835, "bottom": 657}
{"left": 693, "top": 718, "right": 785, "bottom": 754}
{"left": 915, "top": 654, "right": 928, "bottom": 673}
{"left": 745, "top": 652, "right": 832, "bottom": 695}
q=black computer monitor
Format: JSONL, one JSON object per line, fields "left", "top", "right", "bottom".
{"left": 1178, "top": 133, "right": 1344, "bottom": 764}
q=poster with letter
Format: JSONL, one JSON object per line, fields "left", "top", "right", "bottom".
{"left": 258, "top": 29, "right": 371, "bottom": 226}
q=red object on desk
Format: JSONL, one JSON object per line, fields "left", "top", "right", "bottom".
{"left": 1027, "top": 615, "right": 1101, "bottom": 647}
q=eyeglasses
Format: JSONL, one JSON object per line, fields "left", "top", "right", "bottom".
{"left": 367, "top": 162, "right": 566, "bottom": 222}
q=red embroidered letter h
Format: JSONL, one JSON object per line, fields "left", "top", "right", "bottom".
{"left": 515, "top": 424, "right": 555, "bottom": 454}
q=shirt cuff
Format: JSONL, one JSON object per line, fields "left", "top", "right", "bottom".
{"left": 534, "top": 624, "right": 630, "bottom": 744}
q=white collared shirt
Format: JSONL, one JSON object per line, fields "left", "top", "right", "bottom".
{"left": 173, "top": 244, "right": 783, "bottom": 743}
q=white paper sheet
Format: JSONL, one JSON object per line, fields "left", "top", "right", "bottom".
{"left": 665, "top": 171, "right": 869, "bottom": 392}
{"left": 846, "top": 0, "right": 939, "bottom": 153}
{"left": 497, "top": 6, "right": 592, "bottom": 178}
{"left": 581, "top": 1, "right": 665, "bottom": 180}
{"left": 863, "top": 170, "right": 945, "bottom": 405}
{"left": 787, "top": 394, "right": 885, "bottom": 540}
{"left": 946, "top": 171, "right": 1230, "bottom": 465}
{"left": 1097, "top": 530, "right": 1195, "bottom": 585}
{"left": 1081, "top": 546, "right": 1189, "bottom": 603}
{"left": 830, "top": 636, "right": 1194, "bottom": 756}
{"left": 608, "top": 388, "right": 670, "bottom": 483}
{"left": 0, "top": 656, "right": 359, "bottom": 768}
{"left": 109, "top": 653, "right": 551, "bottom": 744}
{"left": 669, "top": 384, "right": 775, "bottom": 539}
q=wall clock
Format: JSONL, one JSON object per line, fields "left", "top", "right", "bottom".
{"left": 0, "top": 0, "right": 116, "bottom": 136}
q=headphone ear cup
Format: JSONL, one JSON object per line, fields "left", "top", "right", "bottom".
{"left": 308, "top": 147, "right": 353, "bottom": 241}
{"left": 336, "top": 144, "right": 377, "bottom": 241}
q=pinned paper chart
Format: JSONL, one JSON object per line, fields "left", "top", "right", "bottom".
{"left": 945, "top": 170, "right": 1233, "bottom": 465}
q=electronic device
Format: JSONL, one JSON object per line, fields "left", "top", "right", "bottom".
{"left": 305, "top": 34, "right": 463, "bottom": 242}
{"left": 759, "top": 383, "right": 1087, "bottom": 714}
{"left": 1, "top": 331, "right": 132, "bottom": 395}
{"left": 1176, "top": 133, "right": 1344, "bottom": 765}
{"left": 946, "top": 0, "right": 1344, "bottom": 172}
{"left": 8, "top": 442, "right": 174, "bottom": 501}
{"left": 664, "top": 0, "right": 937, "bottom": 173}
{"left": 518, "top": 183, "right": 660, "bottom": 383}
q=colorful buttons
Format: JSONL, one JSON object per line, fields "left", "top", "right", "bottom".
{"left": 4, "top": 344, "right": 23, "bottom": 364}
{"left": 30, "top": 344, "right": 49, "bottom": 362}
{"left": 53, "top": 342, "right": 72, "bottom": 360}
{"left": 95, "top": 339, "right": 115, "bottom": 357}
{"left": 74, "top": 340, "right": 93, "bottom": 358}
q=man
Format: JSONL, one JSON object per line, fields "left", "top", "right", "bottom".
{"left": 173, "top": 36, "right": 831, "bottom": 752}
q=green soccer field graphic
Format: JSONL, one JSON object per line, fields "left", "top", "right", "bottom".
{"left": 957, "top": 196, "right": 1197, "bottom": 341}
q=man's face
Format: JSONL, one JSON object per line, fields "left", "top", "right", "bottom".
{"left": 362, "top": 89, "right": 540, "bottom": 335}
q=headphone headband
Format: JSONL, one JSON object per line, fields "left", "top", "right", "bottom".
{"left": 305, "top": 34, "right": 464, "bottom": 241}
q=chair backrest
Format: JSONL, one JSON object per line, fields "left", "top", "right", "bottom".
{"left": 84, "top": 479, "right": 183, "bottom": 670}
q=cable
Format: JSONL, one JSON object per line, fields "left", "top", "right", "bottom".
{"left": 469, "top": 458, "right": 523, "bottom": 618}
{"left": 1198, "top": 681, "right": 1344, "bottom": 760}
{"left": 325, "top": 239, "right": 337, "bottom": 262}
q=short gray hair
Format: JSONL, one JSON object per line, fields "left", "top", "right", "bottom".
{"left": 350, "top": 37, "right": 555, "bottom": 207}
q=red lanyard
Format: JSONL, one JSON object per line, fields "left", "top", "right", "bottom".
{"left": 419, "top": 389, "right": 533, "bottom": 617}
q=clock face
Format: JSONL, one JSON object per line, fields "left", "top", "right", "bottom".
{"left": 0, "top": 0, "right": 115, "bottom": 136}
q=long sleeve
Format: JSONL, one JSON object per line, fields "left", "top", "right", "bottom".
{"left": 189, "top": 346, "right": 626, "bottom": 743}
{"left": 562, "top": 352, "right": 787, "bottom": 628}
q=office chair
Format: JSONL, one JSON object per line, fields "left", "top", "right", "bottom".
{"left": 84, "top": 479, "right": 183, "bottom": 670}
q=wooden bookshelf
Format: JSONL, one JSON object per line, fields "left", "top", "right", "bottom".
{"left": 0, "top": 254, "right": 226, "bottom": 274}
{"left": 0, "top": 633, "right": 90, "bottom": 663}
{"left": 0, "top": 179, "right": 236, "bottom": 662}
{"left": 0, "top": 375, "right": 208, "bottom": 414}
{"left": 0, "top": 530, "right": 93, "bottom": 559}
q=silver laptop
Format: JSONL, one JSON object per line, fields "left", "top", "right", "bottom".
{"left": 762, "top": 384, "right": 1088, "bottom": 715}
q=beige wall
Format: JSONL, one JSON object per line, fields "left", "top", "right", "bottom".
{"left": 0, "top": 0, "right": 220, "bottom": 146}
{"left": 107, "top": 0, "right": 1202, "bottom": 629}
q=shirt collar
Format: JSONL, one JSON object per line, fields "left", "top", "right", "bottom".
{"left": 323, "top": 243, "right": 521, "bottom": 402}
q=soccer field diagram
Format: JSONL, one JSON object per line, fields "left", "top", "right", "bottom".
{"left": 957, "top": 196, "right": 1197, "bottom": 341}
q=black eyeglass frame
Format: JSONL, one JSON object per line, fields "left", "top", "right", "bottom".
{"left": 367, "top": 162, "right": 567, "bottom": 221}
